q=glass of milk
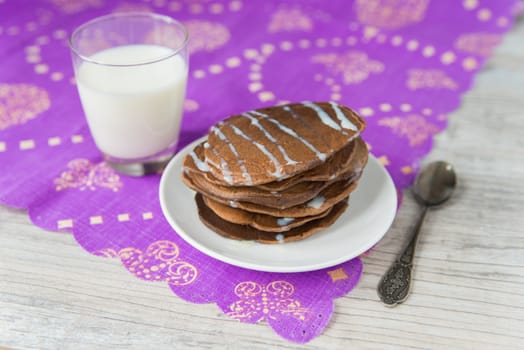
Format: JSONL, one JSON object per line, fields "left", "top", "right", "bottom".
{"left": 69, "top": 12, "right": 189, "bottom": 176}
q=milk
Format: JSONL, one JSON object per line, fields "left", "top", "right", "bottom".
{"left": 76, "top": 44, "right": 188, "bottom": 160}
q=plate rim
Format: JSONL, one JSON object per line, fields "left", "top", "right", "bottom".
{"left": 159, "top": 136, "right": 397, "bottom": 273}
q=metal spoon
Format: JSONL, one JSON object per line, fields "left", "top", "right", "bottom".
{"left": 377, "top": 161, "right": 457, "bottom": 306}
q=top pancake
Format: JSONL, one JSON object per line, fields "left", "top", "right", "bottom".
{"left": 204, "top": 102, "right": 366, "bottom": 186}
{"left": 184, "top": 136, "right": 367, "bottom": 191}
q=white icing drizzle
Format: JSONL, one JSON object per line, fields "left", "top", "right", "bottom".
{"left": 281, "top": 106, "right": 327, "bottom": 161}
{"left": 230, "top": 124, "right": 284, "bottom": 178}
{"left": 307, "top": 195, "right": 325, "bottom": 209}
{"left": 189, "top": 151, "right": 210, "bottom": 172}
{"left": 229, "top": 200, "right": 238, "bottom": 208}
{"left": 302, "top": 102, "right": 341, "bottom": 131}
{"left": 277, "top": 217, "right": 295, "bottom": 226}
{"left": 243, "top": 112, "right": 298, "bottom": 166}
{"left": 212, "top": 126, "right": 253, "bottom": 184}
{"left": 210, "top": 146, "right": 233, "bottom": 184}
{"left": 329, "top": 101, "right": 358, "bottom": 132}
{"left": 275, "top": 233, "right": 285, "bottom": 242}
{"left": 287, "top": 106, "right": 334, "bottom": 153}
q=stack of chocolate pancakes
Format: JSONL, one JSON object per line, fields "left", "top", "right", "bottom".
{"left": 181, "top": 101, "right": 368, "bottom": 243}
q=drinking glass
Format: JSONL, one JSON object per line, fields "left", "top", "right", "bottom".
{"left": 69, "top": 12, "right": 189, "bottom": 176}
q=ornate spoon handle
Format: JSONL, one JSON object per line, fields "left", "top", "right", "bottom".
{"left": 377, "top": 206, "right": 428, "bottom": 306}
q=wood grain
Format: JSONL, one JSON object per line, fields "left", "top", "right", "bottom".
{"left": 1, "top": 17, "right": 524, "bottom": 350}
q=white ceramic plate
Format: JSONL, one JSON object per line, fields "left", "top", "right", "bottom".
{"left": 159, "top": 136, "right": 397, "bottom": 273}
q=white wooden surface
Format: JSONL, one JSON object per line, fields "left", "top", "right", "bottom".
{"left": 1, "top": 18, "right": 524, "bottom": 350}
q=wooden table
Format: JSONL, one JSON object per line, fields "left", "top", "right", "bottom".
{"left": 2, "top": 18, "right": 523, "bottom": 350}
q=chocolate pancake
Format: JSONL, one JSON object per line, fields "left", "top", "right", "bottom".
{"left": 195, "top": 193, "right": 349, "bottom": 243}
{"left": 182, "top": 166, "right": 357, "bottom": 209}
{"left": 202, "top": 195, "right": 335, "bottom": 233}
{"left": 199, "top": 175, "right": 361, "bottom": 218}
{"left": 184, "top": 136, "right": 368, "bottom": 193}
{"left": 204, "top": 102, "right": 365, "bottom": 186}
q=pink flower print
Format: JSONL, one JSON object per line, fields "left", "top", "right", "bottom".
{"left": 54, "top": 159, "right": 123, "bottom": 192}
{"left": 227, "top": 281, "right": 312, "bottom": 323}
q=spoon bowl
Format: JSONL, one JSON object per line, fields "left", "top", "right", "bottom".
{"left": 413, "top": 161, "right": 457, "bottom": 207}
